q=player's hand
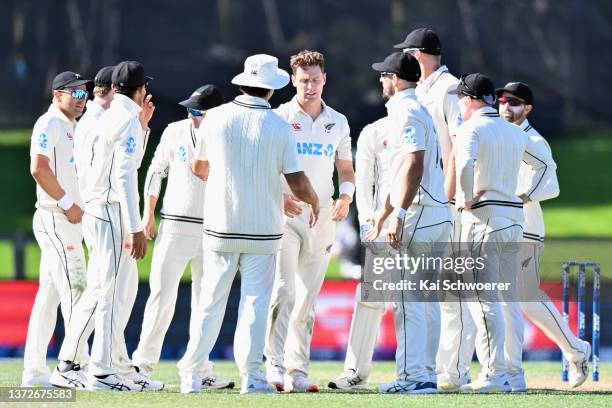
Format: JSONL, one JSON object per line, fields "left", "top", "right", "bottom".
{"left": 142, "top": 213, "right": 156, "bottom": 240}
{"left": 65, "top": 204, "right": 84, "bottom": 224}
{"left": 359, "top": 218, "right": 375, "bottom": 242}
{"left": 387, "top": 216, "right": 404, "bottom": 249}
{"left": 129, "top": 231, "right": 147, "bottom": 260}
{"left": 308, "top": 201, "right": 320, "bottom": 228}
{"left": 139, "top": 94, "right": 155, "bottom": 129}
{"left": 283, "top": 194, "right": 302, "bottom": 218}
{"left": 463, "top": 190, "right": 485, "bottom": 209}
{"left": 331, "top": 194, "right": 351, "bottom": 221}
{"left": 519, "top": 193, "right": 531, "bottom": 203}
{"left": 365, "top": 212, "right": 388, "bottom": 242}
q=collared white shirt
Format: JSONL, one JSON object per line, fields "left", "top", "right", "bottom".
{"left": 515, "top": 119, "right": 559, "bottom": 242}
{"left": 275, "top": 95, "right": 352, "bottom": 205}
{"left": 84, "top": 93, "right": 149, "bottom": 233}
{"left": 144, "top": 118, "right": 205, "bottom": 236}
{"left": 30, "top": 104, "right": 82, "bottom": 208}
{"left": 415, "top": 65, "right": 462, "bottom": 169}
{"left": 74, "top": 99, "right": 106, "bottom": 195}
{"left": 355, "top": 116, "right": 392, "bottom": 224}
{"left": 385, "top": 88, "right": 447, "bottom": 209}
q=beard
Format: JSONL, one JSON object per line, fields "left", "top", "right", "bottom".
{"left": 500, "top": 105, "right": 525, "bottom": 124}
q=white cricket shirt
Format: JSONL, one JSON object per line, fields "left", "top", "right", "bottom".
{"left": 275, "top": 96, "right": 352, "bottom": 206}
{"left": 384, "top": 88, "right": 447, "bottom": 209}
{"left": 83, "top": 93, "right": 150, "bottom": 234}
{"left": 74, "top": 100, "right": 106, "bottom": 195}
{"left": 144, "top": 118, "right": 205, "bottom": 237}
{"left": 30, "top": 104, "right": 82, "bottom": 208}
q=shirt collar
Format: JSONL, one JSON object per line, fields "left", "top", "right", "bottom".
{"left": 111, "top": 93, "right": 142, "bottom": 115}
{"left": 85, "top": 100, "right": 106, "bottom": 115}
{"left": 385, "top": 87, "right": 417, "bottom": 113}
{"left": 233, "top": 94, "right": 271, "bottom": 109}
{"left": 419, "top": 65, "right": 449, "bottom": 92}
{"left": 474, "top": 105, "right": 499, "bottom": 117}
{"left": 48, "top": 104, "right": 75, "bottom": 126}
{"left": 287, "top": 95, "right": 330, "bottom": 121}
{"left": 518, "top": 118, "right": 531, "bottom": 130}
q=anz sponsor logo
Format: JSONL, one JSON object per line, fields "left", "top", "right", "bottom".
{"left": 177, "top": 145, "right": 188, "bottom": 163}
{"left": 125, "top": 136, "right": 137, "bottom": 155}
{"left": 297, "top": 142, "right": 335, "bottom": 158}
{"left": 38, "top": 132, "right": 48, "bottom": 149}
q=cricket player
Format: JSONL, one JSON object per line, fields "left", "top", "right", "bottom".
{"left": 328, "top": 116, "right": 390, "bottom": 390}
{"left": 497, "top": 82, "right": 591, "bottom": 388}
{"left": 264, "top": 50, "right": 355, "bottom": 393}
{"left": 448, "top": 73, "right": 547, "bottom": 393}
{"left": 178, "top": 54, "right": 320, "bottom": 395}
{"left": 131, "top": 84, "right": 232, "bottom": 389}
{"left": 366, "top": 52, "right": 451, "bottom": 394}
{"left": 54, "top": 61, "right": 159, "bottom": 391}
{"left": 395, "top": 27, "right": 466, "bottom": 383}
{"left": 22, "top": 71, "right": 91, "bottom": 387}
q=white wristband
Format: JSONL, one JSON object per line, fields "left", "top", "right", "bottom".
{"left": 392, "top": 207, "right": 407, "bottom": 220}
{"left": 339, "top": 182, "right": 355, "bottom": 199}
{"left": 57, "top": 193, "right": 74, "bottom": 210}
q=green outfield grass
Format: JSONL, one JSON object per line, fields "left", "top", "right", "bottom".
{"left": 0, "top": 360, "right": 610, "bottom": 407}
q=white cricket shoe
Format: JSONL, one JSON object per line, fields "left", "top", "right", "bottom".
{"left": 266, "top": 364, "right": 285, "bottom": 392}
{"left": 508, "top": 371, "right": 526, "bottom": 392}
{"left": 201, "top": 373, "right": 235, "bottom": 389}
{"left": 328, "top": 369, "right": 368, "bottom": 391}
{"left": 241, "top": 371, "right": 278, "bottom": 394}
{"left": 21, "top": 372, "right": 51, "bottom": 387}
{"left": 125, "top": 367, "right": 164, "bottom": 391}
{"left": 460, "top": 375, "right": 511, "bottom": 393}
{"left": 87, "top": 373, "right": 138, "bottom": 391}
{"left": 284, "top": 370, "right": 318, "bottom": 393}
{"left": 180, "top": 373, "right": 202, "bottom": 394}
{"left": 378, "top": 380, "right": 437, "bottom": 394}
{"left": 49, "top": 366, "right": 86, "bottom": 389}
{"left": 569, "top": 340, "right": 591, "bottom": 388}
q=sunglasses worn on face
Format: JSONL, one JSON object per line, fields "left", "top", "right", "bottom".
{"left": 380, "top": 72, "right": 394, "bottom": 79}
{"left": 187, "top": 108, "right": 204, "bottom": 117}
{"left": 498, "top": 96, "right": 524, "bottom": 107}
{"left": 60, "top": 89, "right": 89, "bottom": 100}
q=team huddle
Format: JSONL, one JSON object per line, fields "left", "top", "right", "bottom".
{"left": 22, "top": 27, "right": 591, "bottom": 394}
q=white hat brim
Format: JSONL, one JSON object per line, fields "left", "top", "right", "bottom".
{"left": 231, "top": 68, "right": 290, "bottom": 90}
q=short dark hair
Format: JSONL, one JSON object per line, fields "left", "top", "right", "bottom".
{"left": 114, "top": 85, "right": 141, "bottom": 99}
{"left": 239, "top": 85, "right": 270, "bottom": 98}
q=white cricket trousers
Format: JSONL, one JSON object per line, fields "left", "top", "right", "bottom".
{"left": 58, "top": 203, "right": 138, "bottom": 376}
{"left": 392, "top": 205, "right": 450, "bottom": 383}
{"left": 459, "top": 217, "right": 521, "bottom": 380}
{"left": 132, "top": 230, "right": 205, "bottom": 373}
{"left": 178, "top": 250, "right": 276, "bottom": 379}
{"left": 23, "top": 209, "right": 87, "bottom": 378}
{"left": 265, "top": 206, "right": 335, "bottom": 375}
{"left": 511, "top": 242, "right": 587, "bottom": 363}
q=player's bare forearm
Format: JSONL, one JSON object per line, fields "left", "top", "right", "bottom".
{"left": 336, "top": 159, "right": 355, "bottom": 203}
{"left": 144, "top": 195, "right": 158, "bottom": 217}
{"left": 396, "top": 151, "right": 424, "bottom": 210}
{"left": 444, "top": 151, "right": 456, "bottom": 201}
{"left": 285, "top": 171, "right": 319, "bottom": 209}
{"left": 30, "top": 155, "right": 66, "bottom": 200}
{"left": 191, "top": 159, "right": 209, "bottom": 181}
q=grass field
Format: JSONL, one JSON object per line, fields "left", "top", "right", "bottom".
{"left": 0, "top": 360, "right": 611, "bottom": 407}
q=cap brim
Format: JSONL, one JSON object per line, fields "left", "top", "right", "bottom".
{"left": 178, "top": 98, "right": 200, "bottom": 109}
{"left": 231, "top": 69, "right": 289, "bottom": 90}
{"left": 371, "top": 62, "right": 389, "bottom": 72}
{"left": 393, "top": 41, "right": 410, "bottom": 49}
{"left": 58, "top": 78, "right": 93, "bottom": 89}
{"left": 495, "top": 87, "right": 510, "bottom": 97}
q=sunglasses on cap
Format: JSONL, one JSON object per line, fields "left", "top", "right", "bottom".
{"left": 402, "top": 47, "right": 425, "bottom": 54}
{"left": 187, "top": 108, "right": 205, "bottom": 117}
{"left": 59, "top": 89, "right": 89, "bottom": 100}
{"left": 380, "top": 72, "right": 395, "bottom": 79}
{"left": 498, "top": 96, "right": 525, "bottom": 107}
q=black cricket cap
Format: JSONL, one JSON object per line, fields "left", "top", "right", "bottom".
{"left": 94, "top": 66, "right": 115, "bottom": 87}
{"left": 52, "top": 71, "right": 92, "bottom": 91}
{"left": 371, "top": 52, "right": 421, "bottom": 82}
{"left": 394, "top": 28, "right": 442, "bottom": 55}
{"left": 178, "top": 85, "right": 224, "bottom": 110}
{"left": 450, "top": 73, "right": 496, "bottom": 105}
{"left": 495, "top": 82, "right": 534, "bottom": 105}
{"left": 112, "top": 61, "right": 153, "bottom": 88}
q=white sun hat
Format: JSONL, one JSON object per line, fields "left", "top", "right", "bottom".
{"left": 231, "top": 54, "right": 290, "bottom": 90}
